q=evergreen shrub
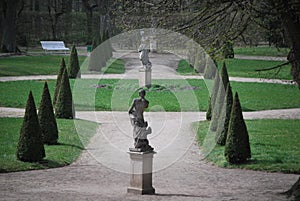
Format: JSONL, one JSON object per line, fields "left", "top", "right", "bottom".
{"left": 17, "top": 91, "right": 45, "bottom": 162}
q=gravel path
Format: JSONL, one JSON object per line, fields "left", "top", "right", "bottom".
{"left": 1, "top": 109, "right": 299, "bottom": 200}
{"left": 0, "top": 52, "right": 299, "bottom": 201}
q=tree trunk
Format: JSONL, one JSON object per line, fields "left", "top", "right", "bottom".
{"left": 82, "top": 0, "right": 94, "bottom": 43}
{"left": 279, "top": 2, "right": 300, "bottom": 89}
{"left": 98, "top": 0, "right": 106, "bottom": 37}
{"left": 1, "top": 0, "right": 20, "bottom": 53}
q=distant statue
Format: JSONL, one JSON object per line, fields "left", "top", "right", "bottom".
{"left": 128, "top": 89, "right": 154, "bottom": 152}
{"left": 138, "top": 31, "right": 152, "bottom": 70}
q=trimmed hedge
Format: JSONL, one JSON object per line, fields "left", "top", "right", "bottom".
{"left": 38, "top": 82, "right": 58, "bottom": 145}
{"left": 68, "top": 45, "right": 81, "bottom": 79}
{"left": 53, "top": 58, "right": 66, "bottom": 106}
{"left": 225, "top": 92, "right": 251, "bottom": 164}
{"left": 206, "top": 73, "right": 220, "bottom": 120}
{"left": 215, "top": 83, "right": 233, "bottom": 145}
{"left": 16, "top": 91, "right": 45, "bottom": 162}
{"left": 55, "top": 68, "right": 75, "bottom": 119}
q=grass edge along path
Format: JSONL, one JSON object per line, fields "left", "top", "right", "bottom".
{"left": 0, "top": 117, "right": 98, "bottom": 173}
{"left": 195, "top": 119, "right": 300, "bottom": 174}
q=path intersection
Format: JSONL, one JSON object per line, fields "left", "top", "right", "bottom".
{"left": 0, "top": 52, "right": 299, "bottom": 201}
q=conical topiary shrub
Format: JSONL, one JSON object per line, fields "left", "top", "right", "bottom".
{"left": 68, "top": 45, "right": 81, "bottom": 79}
{"left": 203, "top": 59, "right": 217, "bottom": 79}
{"left": 55, "top": 68, "right": 75, "bottom": 119}
{"left": 53, "top": 58, "right": 66, "bottom": 106}
{"left": 210, "top": 62, "right": 230, "bottom": 130}
{"left": 220, "top": 62, "right": 229, "bottom": 89}
{"left": 210, "top": 76, "right": 225, "bottom": 131}
{"left": 225, "top": 92, "right": 251, "bottom": 164}
{"left": 103, "top": 30, "right": 113, "bottom": 61}
{"left": 206, "top": 73, "right": 220, "bottom": 120}
{"left": 88, "top": 34, "right": 103, "bottom": 71}
{"left": 17, "top": 91, "right": 45, "bottom": 162}
{"left": 215, "top": 83, "right": 233, "bottom": 145}
{"left": 38, "top": 82, "right": 58, "bottom": 145}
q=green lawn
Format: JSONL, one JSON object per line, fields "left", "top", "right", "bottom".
{"left": 0, "top": 55, "right": 125, "bottom": 76}
{"left": 176, "top": 59, "right": 197, "bottom": 75}
{"left": 101, "top": 58, "right": 125, "bottom": 74}
{"left": 177, "top": 58, "right": 292, "bottom": 80}
{"left": 219, "top": 59, "right": 292, "bottom": 80}
{"left": 0, "top": 55, "right": 87, "bottom": 76}
{"left": 196, "top": 119, "right": 300, "bottom": 173}
{"left": 0, "top": 79, "right": 299, "bottom": 111}
{"left": 0, "top": 118, "right": 98, "bottom": 172}
{"left": 234, "top": 46, "right": 289, "bottom": 57}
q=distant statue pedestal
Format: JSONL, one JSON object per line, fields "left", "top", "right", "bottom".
{"left": 127, "top": 150, "right": 156, "bottom": 195}
{"left": 139, "top": 68, "right": 152, "bottom": 88}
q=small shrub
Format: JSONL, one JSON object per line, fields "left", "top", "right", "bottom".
{"left": 17, "top": 91, "right": 45, "bottom": 162}
{"left": 210, "top": 77, "right": 225, "bottom": 131}
{"left": 203, "top": 59, "right": 217, "bottom": 79}
{"left": 88, "top": 34, "right": 105, "bottom": 71}
{"left": 225, "top": 92, "right": 251, "bottom": 164}
{"left": 68, "top": 45, "right": 81, "bottom": 79}
{"left": 206, "top": 73, "right": 220, "bottom": 120}
{"left": 53, "top": 58, "right": 66, "bottom": 106}
{"left": 38, "top": 82, "right": 58, "bottom": 145}
{"left": 215, "top": 83, "right": 233, "bottom": 145}
{"left": 220, "top": 62, "right": 229, "bottom": 89}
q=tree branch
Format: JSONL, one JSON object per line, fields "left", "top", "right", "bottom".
{"left": 255, "top": 60, "right": 293, "bottom": 72}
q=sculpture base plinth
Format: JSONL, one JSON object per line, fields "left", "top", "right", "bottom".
{"left": 127, "top": 150, "right": 156, "bottom": 195}
{"left": 139, "top": 68, "right": 152, "bottom": 88}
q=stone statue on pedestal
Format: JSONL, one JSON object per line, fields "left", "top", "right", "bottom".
{"left": 128, "top": 89, "right": 153, "bottom": 152}
{"left": 138, "top": 32, "right": 152, "bottom": 70}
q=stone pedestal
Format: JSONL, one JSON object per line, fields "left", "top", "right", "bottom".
{"left": 139, "top": 68, "right": 152, "bottom": 88}
{"left": 127, "top": 151, "right": 156, "bottom": 195}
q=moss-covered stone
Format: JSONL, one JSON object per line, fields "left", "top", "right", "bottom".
{"left": 38, "top": 82, "right": 58, "bottom": 145}
{"left": 17, "top": 91, "right": 45, "bottom": 162}
{"left": 225, "top": 92, "right": 251, "bottom": 164}
{"left": 68, "top": 45, "right": 81, "bottom": 79}
{"left": 55, "top": 68, "right": 75, "bottom": 119}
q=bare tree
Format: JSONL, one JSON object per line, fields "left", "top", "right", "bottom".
{"left": 113, "top": 0, "right": 300, "bottom": 88}
{"left": 46, "top": 0, "right": 69, "bottom": 40}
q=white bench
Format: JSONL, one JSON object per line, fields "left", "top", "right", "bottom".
{"left": 40, "top": 41, "right": 70, "bottom": 54}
